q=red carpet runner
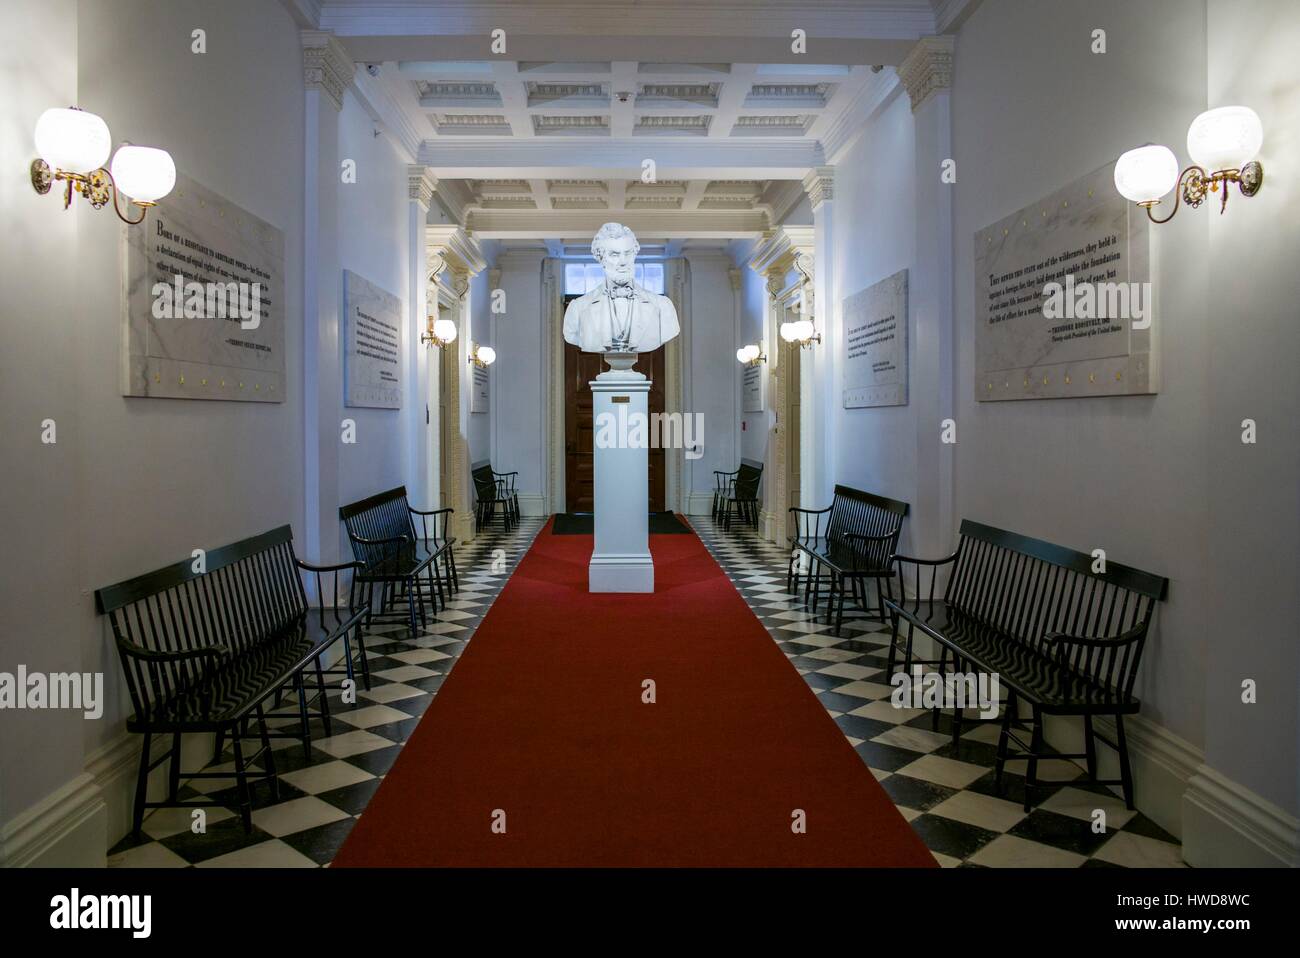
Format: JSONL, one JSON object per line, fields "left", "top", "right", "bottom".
{"left": 332, "top": 519, "right": 936, "bottom": 867}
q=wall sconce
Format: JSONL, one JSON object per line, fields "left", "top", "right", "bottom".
{"left": 421, "top": 317, "right": 458, "bottom": 348}
{"left": 30, "top": 107, "right": 175, "bottom": 225}
{"left": 468, "top": 344, "right": 496, "bottom": 368}
{"left": 735, "top": 343, "right": 766, "bottom": 366}
{"left": 1114, "top": 106, "right": 1264, "bottom": 223}
{"left": 779, "top": 319, "right": 821, "bottom": 348}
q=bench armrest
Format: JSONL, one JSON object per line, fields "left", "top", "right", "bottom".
{"left": 408, "top": 506, "right": 454, "bottom": 516}
{"left": 295, "top": 558, "right": 364, "bottom": 574}
{"left": 892, "top": 549, "right": 960, "bottom": 567}
{"left": 492, "top": 470, "right": 518, "bottom": 478}
{"left": 789, "top": 505, "right": 832, "bottom": 515}
{"left": 1042, "top": 622, "right": 1147, "bottom": 650}
{"left": 349, "top": 533, "right": 409, "bottom": 546}
{"left": 116, "top": 638, "right": 230, "bottom": 665}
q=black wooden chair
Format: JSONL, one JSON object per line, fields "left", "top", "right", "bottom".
{"left": 472, "top": 460, "right": 519, "bottom": 532}
{"left": 340, "top": 487, "right": 457, "bottom": 638}
{"left": 788, "top": 485, "right": 909, "bottom": 632}
{"left": 94, "top": 526, "right": 367, "bottom": 835}
{"left": 716, "top": 458, "right": 763, "bottom": 531}
{"left": 884, "top": 519, "right": 1168, "bottom": 811}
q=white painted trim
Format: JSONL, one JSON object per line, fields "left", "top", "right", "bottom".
{"left": 0, "top": 772, "right": 105, "bottom": 868}
{"left": 1183, "top": 766, "right": 1300, "bottom": 868}
{"left": 685, "top": 492, "right": 716, "bottom": 516}
{"left": 516, "top": 493, "right": 548, "bottom": 517}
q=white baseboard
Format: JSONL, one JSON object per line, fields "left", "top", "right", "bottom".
{"left": 516, "top": 493, "right": 547, "bottom": 517}
{"left": 0, "top": 772, "right": 106, "bottom": 868}
{"left": 1183, "top": 765, "right": 1300, "bottom": 867}
{"left": 685, "top": 492, "right": 714, "bottom": 516}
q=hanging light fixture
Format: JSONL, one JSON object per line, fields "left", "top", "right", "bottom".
{"left": 30, "top": 107, "right": 175, "bottom": 224}
{"left": 1114, "top": 105, "right": 1264, "bottom": 223}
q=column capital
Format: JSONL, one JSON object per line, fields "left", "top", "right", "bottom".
{"left": 301, "top": 30, "right": 354, "bottom": 111}
{"left": 801, "top": 167, "right": 834, "bottom": 209}
{"left": 727, "top": 267, "right": 743, "bottom": 291}
{"left": 408, "top": 166, "right": 438, "bottom": 210}
{"left": 898, "top": 35, "right": 954, "bottom": 112}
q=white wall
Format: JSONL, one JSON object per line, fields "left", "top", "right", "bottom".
{"left": 337, "top": 89, "right": 410, "bottom": 512}
{"left": 686, "top": 253, "right": 741, "bottom": 509}
{"left": 491, "top": 250, "right": 545, "bottom": 496}
{"left": 1, "top": 0, "right": 425, "bottom": 859}
{"left": 830, "top": 89, "right": 921, "bottom": 553}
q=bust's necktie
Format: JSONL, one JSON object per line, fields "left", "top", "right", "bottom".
{"left": 609, "top": 283, "right": 635, "bottom": 299}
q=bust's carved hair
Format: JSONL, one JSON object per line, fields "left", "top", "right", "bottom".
{"left": 591, "top": 222, "right": 639, "bottom": 261}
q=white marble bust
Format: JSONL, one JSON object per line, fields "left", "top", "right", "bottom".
{"left": 562, "top": 223, "right": 680, "bottom": 354}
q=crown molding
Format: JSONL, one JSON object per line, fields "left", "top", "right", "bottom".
{"left": 301, "top": 29, "right": 354, "bottom": 111}
{"left": 350, "top": 64, "right": 428, "bottom": 163}
{"left": 427, "top": 224, "right": 488, "bottom": 278}
{"left": 464, "top": 207, "right": 768, "bottom": 239}
{"left": 820, "top": 67, "right": 903, "bottom": 165}
{"left": 319, "top": 2, "right": 937, "bottom": 41}
{"left": 898, "top": 34, "right": 954, "bottom": 112}
{"left": 748, "top": 224, "right": 815, "bottom": 282}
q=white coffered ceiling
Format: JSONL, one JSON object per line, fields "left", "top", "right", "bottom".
{"left": 287, "top": 0, "right": 979, "bottom": 238}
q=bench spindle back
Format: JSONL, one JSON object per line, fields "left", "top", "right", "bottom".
{"left": 945, "top": 520, "right": 1167, "bottom": 698}
{"left": 826, "top": 485, "right": 909, "bottom": 566}
{"left": 94, "top": 527, "right": 306, "bottom": 725}
{"left": 340, "top": 487, "right": 418, "bottom": 568}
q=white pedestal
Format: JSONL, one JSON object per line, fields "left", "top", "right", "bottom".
{"left": 589, "top": 368, "right": 653, "bottom": 593}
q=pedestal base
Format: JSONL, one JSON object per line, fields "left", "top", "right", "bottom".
{"left": 588, "top": 374, "right": 653, "bottom": 594}
{"left": 588, "top": 553, "right": 654, "bottom": 593}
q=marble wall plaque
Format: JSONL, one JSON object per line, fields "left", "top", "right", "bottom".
{"left": 470, "top": 362, "right": 489, "bottom": 413}
{"left": 122, "top": 173, "right": 285, "bottom": 401}
{"left": 344, "top": 270, "right": 403, "bottom": 409}
{"left": 843, "top": 268, "right": 908, "bottom": 408}
{"left": 974, "top": 164, "right": 1157, "bottom": 401}
{"left": 742, "top": 363, "right": 763, "bottom": 413}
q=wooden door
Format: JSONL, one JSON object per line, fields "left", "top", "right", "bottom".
{"left": 564, "top": 313, "right": 666, "bottom": 512}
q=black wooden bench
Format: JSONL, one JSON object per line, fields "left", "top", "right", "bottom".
{"left": 95, "top": 525, "right": 367, "bottom": 835}
{"left": 788, "top": 485, "right": 909, "bottom": 632}
{"left": 884, "top": 519, "right": 1168, "bottom": 810}
{"left": 713, "top": 458, "right": 763, "bottom": 531}
{"left": 340, "top": 486, "right": 458, "bottom": 637}
{"left": 472, "top": 460, "right": 519, "bottom": 532}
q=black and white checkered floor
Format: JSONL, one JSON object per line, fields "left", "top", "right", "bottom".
{"left": 693, "top": 517, "right": 1187, "bottom": 868}
{"left": 108, "top": 513, "right": 1184, "bottom": 868}
{"left": 107, "top": 517, "right": 547, "bottom": 868}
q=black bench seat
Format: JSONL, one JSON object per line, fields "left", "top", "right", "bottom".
{"left": 788, "top": 485, "right": 910, "bottom": 632}
{"left": 884, "top": 519, "right": 1168, "bottom": 811}
{"left": 95, "top": 525, "right": 367, "bottom": 835}
{"left": 341, "top": 486, "right": 458, "bottom": 637}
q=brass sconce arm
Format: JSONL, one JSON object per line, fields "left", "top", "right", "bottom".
{"left": 1143, "top": 160, "right": 1263, "bottom": 224}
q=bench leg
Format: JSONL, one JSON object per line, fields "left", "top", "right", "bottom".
{"left": 406, "top": 579, "right": 419, "bottom": 637}
{"left": 994, "top": 691, "right": 1017, "bottom": 796}
{"left": 1115, "top": 714, "right": 1135, "bottom": 810}
{"left": 1025, "top": 706, "right": 1044, "bottom": 812}
{"left": 257, "top": 704, "right": 280, "bottom": 803}
{"left": 131, "top": 732, "right": 152, "bottom": 837}
{"left": 167, "top": 732, "right": 182, "bottom": 802}
{"left": 354, "top": 622, "right": 371, "bottom": 690}
{"left": 314, "top": 656, "right": 332, "bottom": 738}
{"left": 885, "top": 615, "right": 901, "bottom": 681}
{"left": 834, "top": 576, "right": 847, "bottom": 634}
{"left": 448, "top": 548, "right": 460, "bottom": 593}
{"left": 950, "top": 654, "right": 963, "bottom": 749}
{"left": 230, "top": 731, "right": 253, "bottom": 833}
{"left": 212, "top": 730, "right": 225, "bottom": 765}
{"left": 786, "top": 550, "right": 798, "bottom": 594}
{"left": 1083, "top": 714, "right": 1098, "bottom": 781}
{"left": 295, "top": 673, "right": 312, "bottom": 759}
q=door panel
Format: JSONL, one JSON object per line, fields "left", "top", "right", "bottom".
{"left": 564, "top": 316, "right": 666, "bottom": 512}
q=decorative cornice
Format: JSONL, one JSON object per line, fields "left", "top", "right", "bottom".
{"left": 301, "top": 30, "right": 354, "bottom": 112}
{"left": 426, "top": 224, "right": 488, "bottom": 278}
{"left": 408, "top": 166, "right": 438, "bottom": 210}
{"left": 897, "top": 35, "right": 954, "bottom": 112}
{"left": 748, "top": 224, "right": 815, "bottom": 280}
{"left": 801, "top": 166, "right": 834, "bottom": 208}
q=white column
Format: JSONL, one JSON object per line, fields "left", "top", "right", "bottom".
{"left": 407, "top": 167, "right": 436, "bottom": 508}
{"left": 802, "top": 167, "right": 835, "bottom": 508}
{"left": 301, "top": 30, "right": 352, "bottom": 563}
{"left": 899, "top": 35, "right": 956, "bottom": 559}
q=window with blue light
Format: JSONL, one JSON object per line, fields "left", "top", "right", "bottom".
{"left": 564, "top": 261, "right": 665, "bottom": 295}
